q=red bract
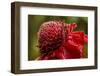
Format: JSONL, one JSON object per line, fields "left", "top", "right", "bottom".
{"left": 64, "top": 32, "right": 87, "bottom": 58}
{"left": 37, "top": 21, "right": 88, "bottom": 60}
{"left": 39, "top": 46, "right": 66, "bottom": 60}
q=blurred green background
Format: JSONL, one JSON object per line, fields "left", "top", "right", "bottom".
{"left": 28, "top": 15, "right": 88, "bottom": 60}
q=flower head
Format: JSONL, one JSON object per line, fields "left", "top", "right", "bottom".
{"left": 38, "top": 21, "right": 66, "bottom": 53}
{"left": 37, "top": 21, "right": 88, "bottom": 60}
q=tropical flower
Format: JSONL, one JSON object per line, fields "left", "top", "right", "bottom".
{"left": 37, "top": 21, "right": 88, "bottom": 60}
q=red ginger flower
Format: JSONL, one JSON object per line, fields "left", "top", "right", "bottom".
{"left": 37, "top": 21, "right": 88, "bottom": 60}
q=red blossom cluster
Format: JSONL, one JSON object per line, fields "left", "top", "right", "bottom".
{"left": 37, "top": 21, "right": 88, "bottom": 60}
